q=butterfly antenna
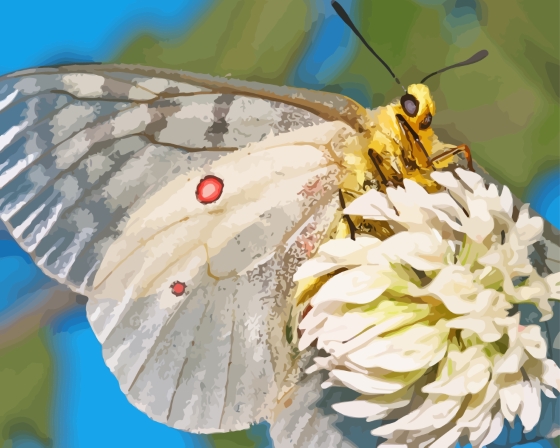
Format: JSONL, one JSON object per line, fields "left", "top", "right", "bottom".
{"left": 420, "top": 50, "right": 489, "bottom": 84}
{"left": 331, "top": 0, "right": 405, "bottom": 91}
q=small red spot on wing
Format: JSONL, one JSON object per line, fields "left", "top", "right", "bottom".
{"left": 171, "top": 281, "right": 187, "bottom": 296}
{"left": 196, "top": 175, "right": 224, "bottom": 204}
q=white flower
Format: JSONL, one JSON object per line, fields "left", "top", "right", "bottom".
{"left": 294, "top": 168, "right": 560, "bottom": 447}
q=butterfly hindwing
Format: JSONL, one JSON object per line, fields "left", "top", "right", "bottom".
{"left": 85, "top": 121, "right": 350, "bottom": 431}
{"left": 0, "top": 65, "right": 358, "bottom": 431}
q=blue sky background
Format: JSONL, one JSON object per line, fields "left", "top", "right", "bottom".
{"left": 0, "top": 1, "right": 557, "bottom": 447}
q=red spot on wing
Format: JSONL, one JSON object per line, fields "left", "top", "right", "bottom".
{"left": 170, "top": 281, "right": 187, "bottom": 296}
{"left": 196, "top": 175, "right": 224, "bottom": 204}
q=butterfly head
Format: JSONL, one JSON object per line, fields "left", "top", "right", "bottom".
{"left": 399, "top": 84, "right": 435, "bottom": 131}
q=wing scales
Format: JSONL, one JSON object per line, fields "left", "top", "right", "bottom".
{"left": 0, "top": 65, "right": 361, "bottom": 433}
{"left": 83, "top": 123, "right": 350, "bottom": 432}
{"left": 97, "top": 185, "right": 342, "bottom": 432}
{"left": 1, "top": 65, "right": 368, "bottom": 128}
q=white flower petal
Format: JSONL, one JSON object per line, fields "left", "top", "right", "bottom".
{"left": 377, "top": 442, "right": 408, "bottom": 448}
{"left": 371, "top": 395, "right": 462, "bottom": 436}
{"left": 306, "top": 356, "right": 336, "bottom": 374}
{"left": 541, "top": 359, "right": 560, "bottom": 391}
{"left": 298, "top": 302, "right": 334, "bottom": 332}
{"left": 347, "top": 320, "right": 449, "bottom": 371}
{"left": 293, "top": 259, "right": 343, "bottom": 281}
{"left": 446, "top": 315, "right": 505, "bottom": 343}
{"left": 430, "top": 170, "right": 461, "bottom": 190}
{"left": 387, "top": 180, "right": 429, "bottom": 220}
{"left": 494, "top": 345, "right": 528, "bottom": 374}
{"left": 457, "top": 384, "right": 499, "bottom": 431}
{"left": 456, "top": 168, "right": 485, "bottom": 192}
{"left": 463, "top": 197, "right": 495, "bottom": 243}
{"left": 513, "top": 274, "right": 554, "bottom": 320}
{"left": 500, "top": 185, "right": 514, "bottom": 216}
{"left": 320, "top": 301, "right": 431, "bottom": 356}
{"left": 422, "top": 346, "right": 490, "bottom": 396}
{"left": 430, "top": 427, "right": 463, "bottom": 448}
{"left": 298, "top": 302, "right": 339, "bottom": 350}
{"left": 516, "top": 204, "right": 543, "bottom": 245}
{"left": 363, "top": 387, "right": 415, "bottom": 421}
{"left": 469, "top": 411, "right": 505, "bottom": 448}
{"left": 478, "top": 412, "right": 505, "bottom": 448}
{"left": 314, "top": 307, "right": 388, "bottom": 348}
{"left": 384, "top": 179, "right": 462, "bottom": 234}
{"left": 497, "top": 312, "right": 521, "bottom": 343}
{"left": 499, "top": 383, "right": 523, "bottom": 423}
{"left": 317, "top": 236, "right": 376, "bottom": 258}
{"left": 519, "top": 381, "right": 542, "bottom": 432}
{"left": 546, "top": 272, "right": 560, "bottom": 299}
{"left": 343, "top": 188, "right": 398, "bottom": 220}
{"left": 368, "top": 232, "right": 448, "bottom": 271}
{"left": 310, "top": 266, "right": 395, "bottom": 306}
{"left": 332, "top": 399, "right": 394, "bottom": 420}
{"left": 477, "top": 249, "right": 501, "bottom": 266}
{"left": 424, "top": 265, "right": 482, "bottom": 314}
{"left": 294, "top": 237, "right": 378, "bottom": 280}
{"left": 519, "top": 325, "right": 548, "bottom": 359}
{"left": 469, "top": 412, "right": 494, "bottom": 447}
{"left": 329, "top": 369, "right": 405, "bottom": 394}
{"left": 542, "top": 384, "right": 556, "bottom": 399}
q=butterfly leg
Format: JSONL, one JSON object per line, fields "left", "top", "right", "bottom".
{"left": 337, "top": 190, "right": 357, "bottom": 240}
{"left": 429, "top": 144, "right": 474, "bottom": 171}
{"left": 395, "top": 113, "right": 433, "bottom": 170}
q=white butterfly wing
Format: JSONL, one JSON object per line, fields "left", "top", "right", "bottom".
{"left": 0, "top": 66, "right": 356, "bottom": 432}
{"left": 88, "top": 125, "right": 348, "bottom": 432}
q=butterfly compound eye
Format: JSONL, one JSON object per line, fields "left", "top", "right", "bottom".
{"left": 196, "top": 175, "right": 224, "bottom": 204}
{"left": 400, "top": 94, "right": 419, "bottom": 118}
{"left": 419, "top": 113, "right": 432, "bottom": 130}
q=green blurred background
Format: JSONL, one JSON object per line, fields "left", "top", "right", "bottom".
{"left": 0, "top": 1, "right": 558, "bottom": 447}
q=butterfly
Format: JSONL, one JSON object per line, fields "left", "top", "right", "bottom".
{"left": 0, "top": 1, "right": 553, "bottom": 440}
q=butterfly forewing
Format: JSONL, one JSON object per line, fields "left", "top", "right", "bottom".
{"left": 0, "top": 65, "right": 358, "bottom": 432}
